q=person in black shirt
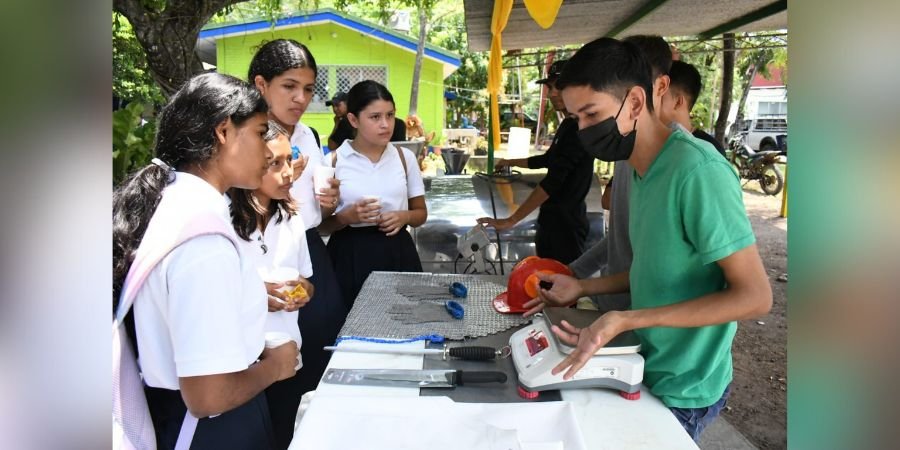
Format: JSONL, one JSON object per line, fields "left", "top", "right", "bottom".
{"left": 477, "top": 59, "right": 594, "bottom": 264}
{"left": 659, "top": 60, "right": 727, "bottom": 157}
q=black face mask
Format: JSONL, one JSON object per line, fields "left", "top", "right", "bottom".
{"left": 577, "top": 93, "right": 637, "bottom": 162}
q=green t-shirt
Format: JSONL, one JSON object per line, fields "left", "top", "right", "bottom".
{"left": 629, "top": 128, "right": 755, "bottom": 408}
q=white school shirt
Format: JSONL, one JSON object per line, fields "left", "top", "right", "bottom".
{"left": 289, "top": 122, "right": 327, "bottom": 229}
{"left": 236, "top": 213, "right": 313, "bottom": 344}
{"left": 134, "top": 172, "right": 267, "bottom": 390}
{"left": 334, "top": 141, "right": 426, "bottom": 228}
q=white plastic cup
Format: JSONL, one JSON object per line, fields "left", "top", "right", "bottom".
{"left": 264, "top": 331, "right": 292, "bottom": 349}
{"left": 260, "top": 267, "right": 300, "bottom": 294}
{"left": 265, "top": 331, "right": 302, "bottom": 370}
{"left": 362, "top": 195, "right": 381, "bottom": 207}
{"left": 313, "top": 166, "right": 335, "bottom": 194}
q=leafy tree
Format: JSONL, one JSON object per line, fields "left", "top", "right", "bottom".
{"left": 112, "top": 0, "right": 314, "bottom": 98}
{"left": 113, "top": 13, "right": 165, "bottom": 106}
{"left": 113, "top": 102, "right": 156, "bottom": 185}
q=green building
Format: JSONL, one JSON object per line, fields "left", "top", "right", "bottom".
{"left": 199, "top": 8, "right": 460, "bottom": 144}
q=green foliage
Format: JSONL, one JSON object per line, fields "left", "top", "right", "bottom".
{"left": 675, "top": 32, "right": 788, "bottom": 131}
{"left": 113, "top": 103, "right": 156, "bottom": 185}
{"left": 113, "top": 13, "right": 165, "bottom": 106}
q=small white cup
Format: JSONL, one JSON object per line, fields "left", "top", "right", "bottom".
{"left": 313, "top": 166, "right": 335, "bottom": 194}
{"left": 260, "top": 267, "right": 300, "bottom": 295}
{"left": 264, "top": 331, "right": 302, "bottom": 370}
{"left": 264, "top": 331, "right": 292, "bottom": 349}
{"left": 362, "top": 194, "right": 381, "bottom": 208}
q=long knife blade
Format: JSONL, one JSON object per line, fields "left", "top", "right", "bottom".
{"left": 322, "top": 369, "right": 507, "bottom": 389}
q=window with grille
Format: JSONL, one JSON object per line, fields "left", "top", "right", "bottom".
{"left": 757, "top": 101, "right": 787, "bottom": 117}
{"left": 307, "top": 65, "right": 388, "bottom": 113}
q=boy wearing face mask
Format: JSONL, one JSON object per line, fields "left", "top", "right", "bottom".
{"left": 547, "top": 35, "right": 673, "bottom": 315}
{"left": 535, "top": 38, "right": 772, "bottom": 442}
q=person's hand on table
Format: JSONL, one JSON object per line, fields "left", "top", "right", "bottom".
{"left": 476, "top": 216, "right": 516, "bottom": 231}
{"left": 549, "top": 311, "right": 628, "bottom": 380}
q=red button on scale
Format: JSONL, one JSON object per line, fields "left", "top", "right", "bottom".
{"left": 517, "top": 386, "right": 540, "bottom": 399}
{"left": 619, "top": 390, "right": 641, "bottom": 401}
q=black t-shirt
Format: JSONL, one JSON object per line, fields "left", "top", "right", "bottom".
{"left": 692, "top": 129, "right": 726, "bottom": 158}
{"left": 527, "top": 117, "right": 594, "bottom": 210}
{"left": 329, "top": 117, "right": 407, "bottom": 146}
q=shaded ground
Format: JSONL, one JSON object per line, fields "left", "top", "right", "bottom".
{"left": 724, "top": 182, "right": 788, "bottom": 449}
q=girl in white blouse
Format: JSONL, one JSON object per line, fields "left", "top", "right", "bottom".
{"left": 112, "top": 73, "right": 297, "bottom": 449}
{"left": 247, "top": 40, "right": 349, "bottom": 444}
{"left": 323, "top": 80, "right": 428, "bottom": 309}
{"left": 228, "top": 121, "right": 315, "bottom": 448}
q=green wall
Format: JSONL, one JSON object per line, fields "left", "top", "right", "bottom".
{"left": 215, "top": 21, "right": 446, "bottom": 145}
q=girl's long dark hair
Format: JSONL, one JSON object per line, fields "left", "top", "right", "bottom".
{"left": 228, "top": 121, "right": 298, "bottom": 241}
{"left": 112, "top": 72, "right": 267, "bottom": 311}
{"left": 248, "top": 39, "right": 318, "bottom": 82}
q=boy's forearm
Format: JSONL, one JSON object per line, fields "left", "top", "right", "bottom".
{"left": 619, "top": 283, "right": 772, "bottom": 332}
{"left": 580, "top": 271, "right": 630, "bottom": 296}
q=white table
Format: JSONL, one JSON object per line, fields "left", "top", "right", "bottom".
{"left": 290, "top": 340, "right": 698, "bottom": 449}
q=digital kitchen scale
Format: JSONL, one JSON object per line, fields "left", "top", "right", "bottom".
{"left": 510, "top": 307, "right": 645, "bottom": 400}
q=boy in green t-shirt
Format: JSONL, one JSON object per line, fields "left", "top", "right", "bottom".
{"left": 538, "top": 37, "right": 773, "bottom": 442}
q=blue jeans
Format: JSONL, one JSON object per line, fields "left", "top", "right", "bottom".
{"left": 669, "top": 385, "right": 731, "bottom": 442}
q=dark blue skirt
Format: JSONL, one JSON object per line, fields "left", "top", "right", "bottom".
{"left": 326, "top": 225, "right": 422, "bottom": 310}
{"left": 145, "top": 386, "right": 274, "bottom": 450}
{"left": 263, "top": 228, "right": 349, "bottom": 449}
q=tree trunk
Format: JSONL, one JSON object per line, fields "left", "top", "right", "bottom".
{"left": 714, "top": 33, "right": 735, "bottom": 144}
{"left": 408, "top": 3, "right": 428, "bottom": 116}
{"left": 113, "top": 0, "right": 247, "bottom": 98}
{"left": 734, "top": 60, "right": 762, "bottom": 125}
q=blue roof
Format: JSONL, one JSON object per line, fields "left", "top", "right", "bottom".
{"left": 200, "top": 9, "right": 461, "bottom": 68}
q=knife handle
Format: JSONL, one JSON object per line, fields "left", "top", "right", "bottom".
{"left": 447, "top": 346, "right": 497, "bottom": 361}
{"left": 456, "top": 370, "right": 507, "bottom": 385}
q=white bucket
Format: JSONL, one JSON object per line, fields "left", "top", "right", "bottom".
{"left": 507, "top": 127, "right": 531, "bottom": 159}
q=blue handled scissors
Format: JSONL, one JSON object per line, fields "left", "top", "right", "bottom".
{"left": 449, "top": 282, "right": 468, "bottom": 298}
{"left": 445, "top": 301, "right": 464, "bottom": 319}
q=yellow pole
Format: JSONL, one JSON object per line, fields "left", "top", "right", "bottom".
{"left": 487, "top": 0, "right": 513, "bottom": 154}
{"left": 779, "top": 165, "right": 788, "bottom": 218}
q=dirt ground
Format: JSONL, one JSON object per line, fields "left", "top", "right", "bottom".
{"left": 725, "top": 182, "right": 788, "bottom": 449}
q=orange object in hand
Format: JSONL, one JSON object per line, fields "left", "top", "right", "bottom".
{"left": 493, "top": 257, "right": 572, "bottom": 314}
{"left": 284, "top": 284, "right": 308, "bottom": 301}
{"left": 523, "top": 270, "right": 554, "bottom": 299}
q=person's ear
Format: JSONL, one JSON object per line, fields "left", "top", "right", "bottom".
{"left": 214, "top": 119, "right": 230, "bottom": 145}
{"left": 253, "top": 75, "right": 268, "bottom": 95}
{"left": 655, "top": 75, "right": 670, "bottom": 99}
{"left": 347, "top": 112, "right": 359, "bottom": 129}
{"left": 626, "top": 86, "right": 646, "bottom": 121}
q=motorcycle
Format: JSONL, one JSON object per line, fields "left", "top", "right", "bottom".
{"left": 727, "top": 131, "right": 786, "bottom": 196}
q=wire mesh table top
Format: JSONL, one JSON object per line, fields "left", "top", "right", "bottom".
{"left": 338, "top": 272, "right": 529, "bottom": 341}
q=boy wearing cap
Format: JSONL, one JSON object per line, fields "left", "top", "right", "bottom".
{"left": 477, "top": 59, "right": 594, "bottom": 268}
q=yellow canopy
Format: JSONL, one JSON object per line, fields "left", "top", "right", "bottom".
{"left": 487, "top": 0, "right": 563, "bottom": 158}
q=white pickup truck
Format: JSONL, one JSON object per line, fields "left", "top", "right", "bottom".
{"left": 732, "top": 117, "right": 787, "bottom": 151}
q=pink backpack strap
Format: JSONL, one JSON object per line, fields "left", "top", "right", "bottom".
{"left": 113, "top": 213, "right": 236, "bottom": 450}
